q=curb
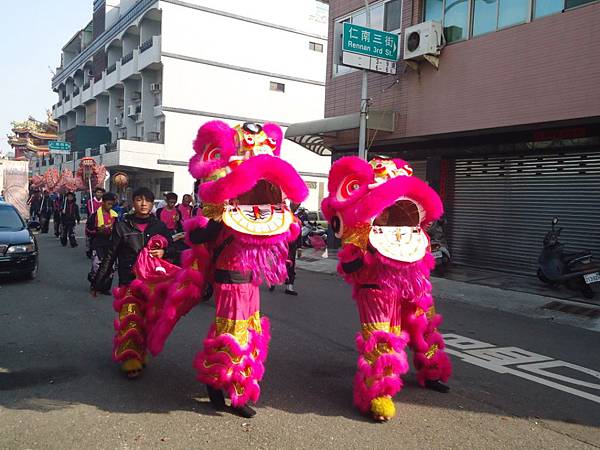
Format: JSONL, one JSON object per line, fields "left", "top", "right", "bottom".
{"left": 296, "top": 258, "right": 600, "bottom": 333}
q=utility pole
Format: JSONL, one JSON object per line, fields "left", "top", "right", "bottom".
{"left": 357, "top": 0, "right": 370, "bottom": 161}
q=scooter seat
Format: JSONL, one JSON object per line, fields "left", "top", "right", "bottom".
{"left": 563, "top": 250, "right": 592, "bottom": 262}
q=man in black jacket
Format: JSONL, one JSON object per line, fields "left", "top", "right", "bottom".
{"left": 92, "top": 187, "right": 174, "bottom": 378}
{"left": 60, "top": 192, "right": 80, "bottom": 247}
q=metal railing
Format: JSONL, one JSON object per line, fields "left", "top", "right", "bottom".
{"left": 65, "top": 95, "right": 71, "bottom": 101}
{"left": 83, "top": 81, "right": 90, "bottom": 90}
{"left": 73, "top": 87, "right": 80, "bottom": 96}
{"left": 107, "top": 63, "right": 117, "bottom": 74}
{"left": 106, "top": 142, "right": 118, "bottom": 153}
{"left": 90, "top": 147, "right": 100, "bottom": 156}
{"left": 140, "top": 38, "right": 153, "bottom": 53}
{"left": 122, "top": 51, "right": 134, "bottom": 64}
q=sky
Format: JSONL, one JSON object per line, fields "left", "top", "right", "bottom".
{"left": 0, "top": 1, "right": 92, "bottom": 156}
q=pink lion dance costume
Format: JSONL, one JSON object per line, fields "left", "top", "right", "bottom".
{"left": 322, "top": 156, "right": 452, "bottom": 422}
{"left": 147, "top": 121, "right": 308, "bottom": 418}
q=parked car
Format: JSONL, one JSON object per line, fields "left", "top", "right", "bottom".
{"left": 0, "top": 201, "right": 38, "bottom": 279}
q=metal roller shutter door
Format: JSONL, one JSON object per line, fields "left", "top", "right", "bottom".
{"left": 408, "top": 160, "right": 427, "bottom": 181}
{"left": 450, "top": 152, "right": 600, "bottom": 274}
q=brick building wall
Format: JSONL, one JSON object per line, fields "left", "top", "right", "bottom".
{"left": 325, "top": 1, "right": 600, "bottom": 147}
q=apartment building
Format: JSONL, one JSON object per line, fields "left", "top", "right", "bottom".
{"left": 46, "top": 0, "right": 330, "bottom": 211}
{"left": 287, "top": 0, "right": 600, "bottom": 274}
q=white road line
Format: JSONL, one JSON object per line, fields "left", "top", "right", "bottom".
{"left": 443, "top": 334, "right": 600, "bottom": 405}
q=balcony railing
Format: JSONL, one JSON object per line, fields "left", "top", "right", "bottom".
{"left": 122, "top": 51, "right": 134, "bottom": 64}
{"left": 73, "top": 87, "right": 80, "bottom": 96}
{"left": 52, "top": 0, "right": 158, "bottom": 87}
{"left": 65, "top": 95, "right": 71, "bottom": 101}
{"left": 140, "top": 38, "right": 153, "bottom": 53}
{"left": 57, "top": 101, "right": 63, "bottom": 107}
{"left": 106, "top": 142, "right": 118, "bottom": 153}
{"left": 83, "top": 81, "right": 90, "bottom": 90}
{"left": 90, "top": 147, "right": 100, "bottom": 156}
{"left": 107, "top": 63, "right": 117, "bottom": 74}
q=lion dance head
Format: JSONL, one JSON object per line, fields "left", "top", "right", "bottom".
{"left": 322, "top": 156, "right": 443, "bottom": 264}
{"left": 188, "top": 121, "right": 308, "bottom": 239}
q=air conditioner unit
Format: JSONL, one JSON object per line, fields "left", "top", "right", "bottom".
{"left": 128, "top": 105, "right": 137, "bottom": 117}
{"left": 403, "top": 21, "right": 444, "bottom": 61}
{"left": 147, "top": 131, "right": 161, "bottom": 142}
{"left": 150, "top": 83, "right": 161, "bottom": 93}
{"left": 114, "top": 116, "right": 122, "bottom": 126}
{"left": 131, "top": 91, "right": 142, "bottom": 102}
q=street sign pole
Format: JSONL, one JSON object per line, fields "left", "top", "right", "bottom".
{"left": 358, "top": 0, "right": 370, "bottom": 161}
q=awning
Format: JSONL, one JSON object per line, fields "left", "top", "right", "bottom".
{"left": 285, "top": 110, "right": 396, "bottom": 156}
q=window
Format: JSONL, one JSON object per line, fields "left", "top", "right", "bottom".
{"left": 270, "top": 81, "right": 285, "bottom": 92}
{"left": 472, "top": 0, "right": 529, "bottom": 36}
{"left": 333, "top": 0, "right": 403, "bottom": 77}
{"left": 309, "top": 41, "right": 324, "bottom": 52}
{"left": 444, "top": 0, "right": 470, "bottom": 42}
{"left": 565, "top": 0, "right": 596, "bottom": 7}
{"left": 534, "top": 0, "right": 562, "bottom": 17}
{"left": 425, "top": 0, "right": 586, "bottom": 40}
{"left": 159, "top": 178, "right": 173, "bottom": 192}
{"left": 384, "top": 0, "right": 402, "bottom": 31}
{"left": 0, "top": 206, "right": 25, "bottom": 230}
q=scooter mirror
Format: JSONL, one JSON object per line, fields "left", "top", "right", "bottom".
{"left": 552, "top": 217, "right": 559, "bottom": 225}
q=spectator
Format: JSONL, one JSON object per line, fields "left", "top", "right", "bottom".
{"left": 60, "top": 192, "right": 81, "bottom": 247}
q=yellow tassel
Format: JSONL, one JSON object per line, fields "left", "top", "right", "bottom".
{"left": 370, "top": 396, "right": 396, "bottom": 419}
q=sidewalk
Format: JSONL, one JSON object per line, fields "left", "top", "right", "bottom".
{"left": 296, "top": 250, "right": 600, "bottom": 333}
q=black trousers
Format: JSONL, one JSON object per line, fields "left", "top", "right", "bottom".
{"left": 61, "top": 223, "right": 77, "bottom": 247}
{"left": 286, "top": 241, "right": 299, "bottom": 285}
{"left": 40, "top": 213, "right": 52, "bottom": 233}
{"left": 53, "top": 213, "right": 61, "bottom": 236}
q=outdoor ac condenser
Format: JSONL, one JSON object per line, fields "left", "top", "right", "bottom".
{"left": 403, "top": 21, "right": 444, "bottom": 61}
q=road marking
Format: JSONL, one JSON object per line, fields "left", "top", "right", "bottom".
{"left": 443, "top": 333, "right": 600, "bottom": 404}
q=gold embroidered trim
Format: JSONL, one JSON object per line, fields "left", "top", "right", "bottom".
{"left": 425, "top": 344, "right": 439, "bottom": 359}
{"left": 214, "top": 312, "right": 261, "bottom": 345}
{"left": 202, "top": 203, "right": 224, "bottom": 221}
{"left": 119, "top": 303, "right": 140, "bottom": 320}
{"left": 341, "top": 223, "right": 371, "bottom": 250}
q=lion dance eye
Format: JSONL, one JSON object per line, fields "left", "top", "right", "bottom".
{"left": 202, "top": 145, "right": 221, "bottom": 161}
{"left": 338, "top": 177, "right": 362, "bottom": 200}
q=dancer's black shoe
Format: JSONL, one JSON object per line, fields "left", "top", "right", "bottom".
{"left": 206, "top": 385, "right": 225, "bottom": 410}
{"left": 233, "top": 404, "right": 256, "bottom": 418}
{"left": 268, "top": 286, "right": 275, "bottom": 292}
{"left": 425, "top": 380, "right": 450, "bottom": 393}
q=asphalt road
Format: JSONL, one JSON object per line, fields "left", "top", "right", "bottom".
{"left": 1, "top": 228, "right": 599, "bottom": 449}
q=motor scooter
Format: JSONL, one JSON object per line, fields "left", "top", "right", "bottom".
{"left": 537, "top": 217, "right": 600, "bottom": 298}
{"left": 429, "top": 218, "right": 451, "bottom": 275}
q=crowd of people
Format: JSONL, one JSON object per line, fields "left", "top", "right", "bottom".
{"left": 29, "top": 187, "right": 303, "bottom": 301}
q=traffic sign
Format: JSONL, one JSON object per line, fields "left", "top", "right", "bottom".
{"left": 48, "top": 140, "right": 71, "bottom": 155}
{"left": 342, "top": 22, "right": 399, "bottom": 62}
{"left": 343, "top": 52, "right": 397, "bottom": 75}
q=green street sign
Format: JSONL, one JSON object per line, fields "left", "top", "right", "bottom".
{"left": 343, "top": 22, "right": 399, "bottom": 62}
{"left": 48, "top": 140, "right": 71, "bottom": 154}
